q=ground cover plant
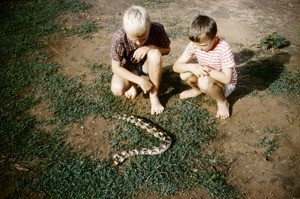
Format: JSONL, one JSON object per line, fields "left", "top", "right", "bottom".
{"left": 1, "top": 0, "right": 299, "bottom": 198}
{"left": 258, "top": 32, "right": 290, "bottom": 50}
{"left": 0, "top": 1, "right": 237, "bottom": 198}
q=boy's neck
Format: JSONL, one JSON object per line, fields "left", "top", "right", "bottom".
{"left": 209, "top": 37, "right": 220, "bottom": 51}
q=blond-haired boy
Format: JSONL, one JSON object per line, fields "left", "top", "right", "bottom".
{"left": 110, "top": 5, "right": 171, "bottom": 115}
{"left": 173, "top": 15, "right": 237, "bottom": 119}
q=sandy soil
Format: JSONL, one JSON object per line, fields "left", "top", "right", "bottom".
{"left": 38, "top": 0, "right": 300, "bottom": 198}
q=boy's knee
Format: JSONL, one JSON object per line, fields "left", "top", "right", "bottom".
{"left": 198, "top": 76, "right": 212, "bottom": 91}
{"left": 147, "top": 49, "right": 162, "bottom": 63}
{"left": 180, "top": 72, "right": 193, "bottom": 81}
{"left": 111, "top": 85, "right": 124, "bottom": 96}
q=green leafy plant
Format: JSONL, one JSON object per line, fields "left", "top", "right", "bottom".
{"left": 259, "top": 32, "right": 289, "bottom": 50}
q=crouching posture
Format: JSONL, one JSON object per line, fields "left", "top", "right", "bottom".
{"left": 173, "top": 14, "right": 237, "bottom": 119}
{"left": 110, "top": 5, "right": 171, "bottom": 115}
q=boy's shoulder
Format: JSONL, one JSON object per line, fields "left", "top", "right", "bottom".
{"left": 151, "top": 21, "right": 162, "bottom": 26}
{"left": 146, "top": 22, "right": 170, "bottom": 46}
{"left": 113, "top": 28, "right": 126, "bottom": 38}
{"left": 112, "top": 28, "right": 128, "bottom": 45}
{"left": 218, "top": 38, "right": 231, "bottom": 47}
{"left": 150, "top": 21, "right": 165, "bottom": 30}
{"left": 212, "top": 37, "right": 232, "bottom": 52}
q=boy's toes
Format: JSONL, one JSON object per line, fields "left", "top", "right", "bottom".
{"left": 151, "top": 105, "right": 164, "bottom": 115}
{"left": 125, "top": 86, "right": 138, "bottom": 99}
{"left": 216, "top": 100, "right": 230, "bottom": 119}
{"left": 150, "top": 94, "right": 164, "bottom": 115}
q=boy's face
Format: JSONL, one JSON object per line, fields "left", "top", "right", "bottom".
{"left": 193, "top": 37, "right": 216, "bottom": 52}
{"left": 127, "top": 28, "right": 149, "bottom": 46}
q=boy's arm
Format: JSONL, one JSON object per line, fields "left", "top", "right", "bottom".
{"left": 174, "top": 54, "right": 233, "bottom": 83}
{"left": 111, "top": 60, "right": 143, "bottom": 85}
{"left": 208, "top": 43, "right": 234, "bottom": 84}
{"left": 208, "top": 68, "right": 233, "bottom": 84}
{"left": 173, "top": 54, "right": 210, "bottom": 76}
{"left": 132, "top": 45, "right": 170, "bottom": 63}
{"left": 134, "top": 45, "right": 170, "bottom": 60}
{"left": 111, "top": 59, "right": 153, "bottom": 93}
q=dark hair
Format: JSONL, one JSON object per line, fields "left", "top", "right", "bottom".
{"left": 188, "top": 15, "right": 217, "bottom": 42}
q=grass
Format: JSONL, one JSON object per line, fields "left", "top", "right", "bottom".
{"left": 71, "top": 22, "right": 100, "bottom": 39}
{"left": 0, "top": 0, "right": 91, "bottom": 59}
{"left": 0, "top": 1, "right": 237, "bottom": 198}
{"left": 268, "top": 68, "right": 300, "bottom": 101}
{"left": 251, "top": 127, "right": 282, "bottom": 157}
{"left": 166, "top": 25, "right": 187, "bottom": 39}
{"left": 0, "top": 0, "right": 299, "bottom": 198}
{"left": 131, "top": 0, "right": 175, "bottom": 7}
{"left": 233, "top": 50, "right": 299, "bottom": 104}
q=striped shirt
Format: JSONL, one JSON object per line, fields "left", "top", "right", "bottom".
{"left": 110, "top": 22, "right": 170, "bottom": 71}
{"left": 183, "top": 38, "right": 237, "bottom": 85}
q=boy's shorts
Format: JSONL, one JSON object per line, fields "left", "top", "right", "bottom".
{"left": 124, "top": 61, "right": 147, "bottom": 76}
{"left": 224, "top": 83, "right": 236, "bottom": 98}
{"left": 136, "top": 61, "right": 147, "bottom": 76}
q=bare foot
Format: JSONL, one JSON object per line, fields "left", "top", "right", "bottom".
{"left": 150, "top": 94, "right": 164, "bottom": 115}
{"left": 179, "top": 89, "right": 202, "bottom": 99}
{"left": 125, "top": 86, "right": 138, "bottom": 99}
{"left": 216, "top": 100, "right": 230, "bottom": 119}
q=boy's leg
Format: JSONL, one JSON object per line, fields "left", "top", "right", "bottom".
{"left": 143, "top": 49, "right": 164, "bottom": 115}
{"left": 179, "top": 72, "right": 202, "bottom": 99}
{"left": 111, "top": 74, "right": 138, "bottom": 99}
{"left": 198, "top": 76, "right": 230, "bottom": 119}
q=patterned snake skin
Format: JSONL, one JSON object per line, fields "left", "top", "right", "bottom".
{"left": 112, "top": 114, "right": 172, "bottom": 165}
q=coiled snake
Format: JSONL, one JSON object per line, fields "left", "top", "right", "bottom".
{"left": 112, "top": 114, "right": 172, "bottom": 165}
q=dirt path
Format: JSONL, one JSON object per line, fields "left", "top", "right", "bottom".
{"left": 44, "top": 0, "right": 300, "bottom": 198}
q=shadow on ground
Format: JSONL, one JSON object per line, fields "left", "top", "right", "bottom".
{"left": 228, "top": 50, "right": 291, "bottom": 108}
{"left": 159, "top": 65, "right": 188, "bottom": 106}
{"left": 159, "top": 50, "right": 291, "bottom": 110}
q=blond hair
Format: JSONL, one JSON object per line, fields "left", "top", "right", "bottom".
{"left": 123, "top": 5, "right": 150, "bottom": 37}
{"left": 188, "top": 15, "right": 217, "bottom": 42}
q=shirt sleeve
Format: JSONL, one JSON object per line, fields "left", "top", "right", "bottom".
{"left": 220, "top": 42, "right": 235, "bottom": 68}
{"left": 156, "top": 23, "right": 171, "bottom": 48}
{"left": 146, "top": 22, "right": 171, "bottom": 48}
{"left": 182, "top": 42, "right": 195, "bottom": 58}
{"left": 110, "top": 30, "right": 124, "bottom": 62}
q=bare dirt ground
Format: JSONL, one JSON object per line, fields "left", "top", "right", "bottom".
{"left": 40, "top": 0, "right": 300, "bottom": 198}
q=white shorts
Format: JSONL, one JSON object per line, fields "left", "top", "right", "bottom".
{"left": 224, "top": 83, "right": 236, "bottom": 98}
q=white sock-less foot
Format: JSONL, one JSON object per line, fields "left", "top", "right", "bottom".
{"left": 216, "top": 100, "right": 230, "bottom": 119}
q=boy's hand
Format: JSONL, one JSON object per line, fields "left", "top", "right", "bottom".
{"left": 133, "top": 46, "right": 151, "bottom": 62}
{"left": 138, "top": 78, "right": 153, "bottom": 94}
{"left": 192, "top": 64, "right": 211, "bottom": 77}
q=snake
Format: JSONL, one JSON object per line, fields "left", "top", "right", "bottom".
{"left": 112, "top": 114, "right": 172, "bottom": 165}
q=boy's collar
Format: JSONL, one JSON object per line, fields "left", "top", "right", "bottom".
{"left": 209, "top": 37, "right": 220, "bottom": 51}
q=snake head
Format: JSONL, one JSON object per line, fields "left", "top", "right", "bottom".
{"left": 113, "top": 154, "right": 126, "bottom": 165}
